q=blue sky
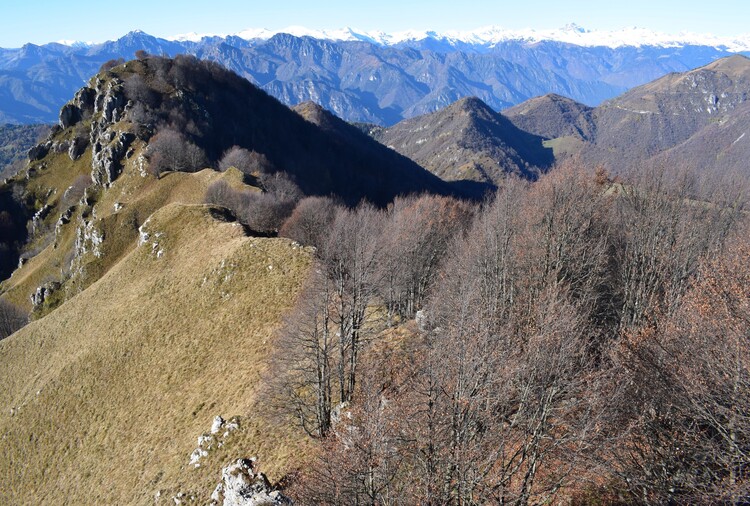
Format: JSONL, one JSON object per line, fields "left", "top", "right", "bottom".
{"left": 1, "top": 0, "right": 749, "bottom": 47}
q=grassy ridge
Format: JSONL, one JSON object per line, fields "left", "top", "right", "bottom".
{"left": 0, "top": 203, "right": 313, "bottom": 504}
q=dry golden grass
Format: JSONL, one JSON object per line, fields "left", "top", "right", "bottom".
{"left": 0, "top": 203, "right": 314, "bottom": 505}
{"left": 1, "top": 137, "right": 248, "bottom": 313}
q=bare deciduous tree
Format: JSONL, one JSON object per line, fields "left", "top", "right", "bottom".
{"left": 321, "top": 203, "right": 385, "bottom": 403}
{"left": 218, "top": 146, "right": 273, "bottom": 175}
{"left": 604, "top": 230, "right": 750, "bottom": 504}
{"left": 268, "top": 269, "right": 337, "bottom": 438}
{"left": 0, "top": 299, "right": 27, "bottom": 339}
{"left": 147, "top": 128, "right": 207, "bottom": 177}
{"left": 378, "top": 194, "right": 474, "bottom": 321}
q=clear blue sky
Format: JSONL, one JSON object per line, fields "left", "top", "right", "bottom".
{"left": 1, "top": 0, "right": 749, "bottom": 47}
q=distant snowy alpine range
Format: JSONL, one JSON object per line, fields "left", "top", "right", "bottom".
{"left": 1, "top": 24, "right": 749, "bottom": 124}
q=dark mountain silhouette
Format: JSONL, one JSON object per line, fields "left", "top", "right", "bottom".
{"left": 114, "top": 56, "right": 454, "bottom": 206}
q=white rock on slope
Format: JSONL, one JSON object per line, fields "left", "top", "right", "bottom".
{"left": 210, "top": 458, "right": 291, "bottom": 506}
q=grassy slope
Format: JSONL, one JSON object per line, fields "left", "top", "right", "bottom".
{"left": 0, "top": 203, "right": 313, "bottom": 504}
{"left": 1, "top": 153, "right": 246, "bottom": 312}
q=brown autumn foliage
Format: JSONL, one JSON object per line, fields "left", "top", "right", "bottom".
{"left": 601, "top": 228, "right": 750, "bottom": 504}
{"left": 269, "top": 164, "right": 749, "bottom": 504}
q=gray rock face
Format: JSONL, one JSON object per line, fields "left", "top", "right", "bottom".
{"left": 210, "top": 458, "right": 292, "bottom": 506}
{"left": 27, "top": 142, "right": 50, "bottom": 161}
{"left": 73, "top": 86, "right": 96, "bottom": 112}
{"left": 68, "top": 136, "right": 87, "bottom": 161}
{"left": 86, "top": 77, "right": 133, "bottom": 186}
{"left": 90, "top": 131, "right": 134, "bottom": 186}
{"left": 59, "top": 103, "right": 82, "bottom": 129}
{"left": 94, "top": 78, "right": 126, "bottom": 123}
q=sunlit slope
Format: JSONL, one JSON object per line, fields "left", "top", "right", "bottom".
{"left": 0, "top": 203, "right": 313, "bottom": 505}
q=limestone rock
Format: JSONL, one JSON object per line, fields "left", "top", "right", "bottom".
{"left": 88, "top": 77, "right": 132, "bottom": 186}
{"left": 31, "top": 281, "right": 61, "bottom": 310}
{"left": 73, "top": 86, "right": 96, "bottom": 113}
{"left": 28, "top": 142, "right": 50, "bottom": 161}
{"left": 210, "top": 458, "right": 291, "bottom": 506}
{"left": 59, "top": 103, "right": 82, "bottom": 129}
{"left": 91, "top": 131, "right": 135, "bottom": 187}
{"left": 68, "top": 136, "right": 88, "bottom": 161}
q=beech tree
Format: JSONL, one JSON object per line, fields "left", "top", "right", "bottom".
{"left": 147, "top": 128, "right": 206, "bottom": 176}
{"left": 321, "top": 203, "right": 385, "bottom": 403}
{"left": 0, "top": 299, "right": 27, "bottom": 339}
{"left": 293, "top": 369, "right": 406, "bottom": 505}
{"left": 378, "top": 194, "right": 474, "bottom": 321}
{"left": 611, "top": 166, "right": 743, "bottom": 330}
{"left": 218, "top": 146, "right": 273, "bottom": 175}
{"left": 604, "top": 231, "right": 750, "bottom": 503}
{"left": 275, "top": 163, "right": 748, "bottom": 504}
{"left": 268, "top": 269, "right": 336, "bottom": 438}
{"left": 279, "top": 196, "right": 339, "bottom": 250}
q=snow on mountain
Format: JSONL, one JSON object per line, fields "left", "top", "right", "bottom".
{"left": 204, "top": 24, "right": 750, "bottom": 51}
{"left": 42, "top": 25, "right": 750, "bottom": 51}
{"left": 53, "top": 39, "right": 94, "bottom": 48}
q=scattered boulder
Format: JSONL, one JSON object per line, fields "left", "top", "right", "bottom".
{"left": 59, "top": 103, "right": 82, "bottom": 129}
{"left": 28, "top": 142, "right": 50, "bottom": 161}
{"left": 54, "top": 206, "right": 75, "bottom": 241}
{"left": 68, "top": 136, "right": 88, "bottom": 161}
{"left": 30, "top": 203, "right": 53, "bottom": 234}
{"left": 189, "top": 415, "right": 241, "bottom": 468}
{"left": 31, "top": 281, "right": 61, "bottom": 310}
{"left": 210, "top": 458, "right": 291, "bottom": 506}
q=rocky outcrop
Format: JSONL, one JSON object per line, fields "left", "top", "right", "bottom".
{"left": 82, "top": 77, "right": 134, "bottom": 186}
{"left": 30, "top": 203, "right": 52, "bottom": 235}
{"left": 93, "top": 78, "right": 126, "bottom": 123}
{"left": 68, "top": 136, "right": 87, "bottom": 161}
{"left": 210, "top": 458, "right": 292, "bottom": 506}
{"left": 74, "top": 86, "right": 96, "bottom": 113}
{"left": 59, "top": 104, "right": 81, "bottom": 129}
{"left": 30, "top": 281, "right": 60, "bottom": 310}
{"left": 189, "top": 415, "right": 240, "bottom": 468}
{"left": 59, "top": 86, "right": 96, "bottom": 129}
{"left": 90, "top": 131, "right": 134, "bottom": 186}
{"left": 27, "top": 142, "right": 50, "bottom": 161}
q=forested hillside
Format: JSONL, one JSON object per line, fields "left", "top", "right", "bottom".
{"left": 272, "top": 164, "right": 749, "bottom": 504}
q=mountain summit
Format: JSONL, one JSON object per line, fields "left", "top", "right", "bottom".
{"left": 372, "top": 96, "right": 553, "bottom": 186}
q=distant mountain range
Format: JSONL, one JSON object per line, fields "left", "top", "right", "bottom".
{"left": 365, "top": 55, "right": 750, "bottom": 186}
{"left": 1, "top": 27, "right": 748, "bottom": 125}
{"left": 46, "top": 25, "right": 750, "bottom": 52}
{"left": 505, "top": 54, "right": 750, "bottom": 176}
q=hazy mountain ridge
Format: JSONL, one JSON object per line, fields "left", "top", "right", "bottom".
{"left": 1, "top": 29, "right": 746, "bottom": 125}
{"left": 502, "top": 54, "right": 750, "bottom": 174}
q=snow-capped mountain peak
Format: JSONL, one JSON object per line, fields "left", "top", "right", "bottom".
{"left": 212, "top": 24, "right": 750, "bottom": 52}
